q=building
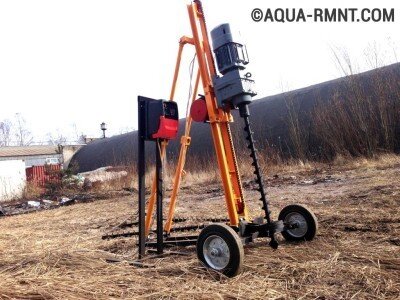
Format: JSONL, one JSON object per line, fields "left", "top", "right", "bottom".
{"left": 0, "top": 160, "right": 26, "bottom": 201}
{"left": 70, "top": 62, "right": 400, "bottom": 173}
{"left": 0, "top": 145, "right": 84, "bottom": 200}
{"left": 78, "top": 135, "right": 100, "bottom": 144}
{"left": 0, "top": 144, "right": 84, "bottom": 168}
{"left": 61, "top": 144, "right": 85, "bottom": 169}
{"left": 0, "top": 145, "right": 62, "bottom": 167}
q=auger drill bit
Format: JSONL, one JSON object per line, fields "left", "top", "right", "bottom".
{"left": 239, "top": 104, "right": 278, "bottom": 249}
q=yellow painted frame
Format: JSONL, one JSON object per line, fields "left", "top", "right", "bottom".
{"left": 145, "top": 1, "right": 249, "bottom": 236}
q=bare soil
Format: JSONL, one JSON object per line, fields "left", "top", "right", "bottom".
{"left": 0, "top": 156, "right": 399, "bottom": 299}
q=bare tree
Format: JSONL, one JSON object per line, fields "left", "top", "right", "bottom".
{"left": 330, "top": 46, "right": 359, "bottom": 76}
{"left": 364, "top": 41, "right": 384, "bottom": 69}
{"left": 46, "top": 131, "right": 68, "bottom": 145}
{"left": 118, "top": 126, "right": 135, "bottom": 134}
{"left": 386, "top": 37, "right": 398, "bottom": 63}
{"left": 71, "top": 123, "right": 83, "bottom": 143}
{"left": 0, "top": 119, "right": 12, "bottom": 146}
{"left": 14, "top": 113, "right": 33, "bottom": 146}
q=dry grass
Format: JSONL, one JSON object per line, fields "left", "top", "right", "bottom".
{"left": 0, "top": 155, "right": 399, "bottom": 299}
{"left": 21, "top": 181, "right": 44, "bottom": 200}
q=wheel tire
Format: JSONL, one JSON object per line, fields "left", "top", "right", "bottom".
{"left": 279, "top": 204, "right": 318, "bottom": 242}
{"left": 196, "top": 224, "right": 244, "bottom": 277}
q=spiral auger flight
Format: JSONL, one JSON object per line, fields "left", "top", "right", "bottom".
{"left": 239, "top": 105, "right": 278, "bottom": 248}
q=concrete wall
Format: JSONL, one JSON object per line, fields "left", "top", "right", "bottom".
{"left": 0, "top": 154, "right": 62, "bottom": 167}
{"left": 62, "top": 145, "right": 84, "bottom": 169}
{"left": 0, "top": 160, "right": 26, "bottom": 202}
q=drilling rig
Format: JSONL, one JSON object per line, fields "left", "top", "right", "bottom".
{"left": 103, "top": 0, "right": 318, "bottom": 277}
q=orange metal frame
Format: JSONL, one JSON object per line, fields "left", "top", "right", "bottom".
{"left": 145, "top": 1, "right": 249, "bottom": 236}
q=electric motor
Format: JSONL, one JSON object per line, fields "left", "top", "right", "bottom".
{"left": 211, "top": 24, "right": 249, "bottom": 75}
{"left": 210, "top": 23, "right": 257, "bottom": 111}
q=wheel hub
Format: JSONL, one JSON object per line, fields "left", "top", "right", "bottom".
{"left": 285, "top": 212, "right": 308, "bottom": 238}
{"left": 203, "top": 235, "right": 230, "bottom": 270}
{"left": 210, "top": 248, "right": 221, "bottom": 257}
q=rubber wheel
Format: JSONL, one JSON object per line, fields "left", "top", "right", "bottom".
{"left": 196, "top": 224, "right": 244, "bottom": 277}
{"left": 279, "top": 204, "right": 318, "bottom": 242}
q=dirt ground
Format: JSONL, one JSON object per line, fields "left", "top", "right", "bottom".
{"left": 0, "top": 155, "right": 399, "bottom": 299}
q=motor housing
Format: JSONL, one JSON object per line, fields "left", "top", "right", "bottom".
{"left": 211, "top": 23, "right": 256, "bottom": 110}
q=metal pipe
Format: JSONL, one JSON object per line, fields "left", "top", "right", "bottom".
{"left": 137, "top": 98, "right": 146, "bottom": 259}
{"left": 156, "top": 139, "right": 163, "bottom": 254}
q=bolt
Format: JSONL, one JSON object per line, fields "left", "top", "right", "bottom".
{"left": 210, "top": 248, "right": 220, "bottom": 257}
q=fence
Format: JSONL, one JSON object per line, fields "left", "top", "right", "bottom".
{"left": 26, "top": 164, "right": 62, "bottom": 187}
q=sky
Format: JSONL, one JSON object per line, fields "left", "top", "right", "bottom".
{"left": 0, "top": 0, "right": 399, "bottom": 143}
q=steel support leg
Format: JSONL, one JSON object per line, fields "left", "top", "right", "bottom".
{"left": 156, "top": 139, "right": 164, "bottom": 254}
{"left": 138, "top": 97, "right": 146, "bottom": 259}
